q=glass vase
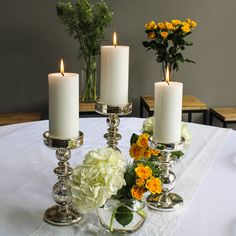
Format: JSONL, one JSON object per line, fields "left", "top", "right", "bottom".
{"left": 81, "top": 56, "right": 97, "bottom": 102}
{"left": 162, "top": 62, "right": 174, "bottom": 82}
{"left": 97, "top": 198, "right": 147, "bottom": 233}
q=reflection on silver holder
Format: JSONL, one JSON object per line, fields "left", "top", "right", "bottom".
{"left": 95, "top": 99, "right": 132, "bottom": 152}
{"left": 43, "top": 131, "right": 84, "bottom": 226}
{"left": 147, "top": 138, "right": 185, "bottom": 211}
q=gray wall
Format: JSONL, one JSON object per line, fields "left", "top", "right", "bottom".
{"left": 1, "top": 0, "right": 236, "bottom": 125}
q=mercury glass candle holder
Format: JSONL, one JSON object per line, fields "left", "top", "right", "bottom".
{"left": 43, "top": 131, "right": 83, "bottom": 226}
{"left": 147, "top": 138, "right": 185, "bottom": 211}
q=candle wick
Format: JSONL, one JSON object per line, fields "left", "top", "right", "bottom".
{"left": 61, "top": 72, "right": 64, "bottom": 76}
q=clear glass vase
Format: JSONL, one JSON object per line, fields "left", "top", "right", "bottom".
{"left": 162, "top": 62, "right": 174, "bottom": 82}
{"left": 81, "top": 56, "right": 97, "bottom": 102}
{"left": 97, "top": 198, "right": 147, "bottom": 233}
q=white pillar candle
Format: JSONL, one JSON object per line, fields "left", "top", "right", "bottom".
{"left": 100, "top": 32, "right": 129, "bottom": 106}
{"left": 153, "top": 81, "right": 183, "bottom": 144}
{"left": 48, "top": 60, "right": 79, "bottom": 140}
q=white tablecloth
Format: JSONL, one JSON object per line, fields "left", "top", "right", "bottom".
{"left": 0, "top": 118, "right": 236, "bottom": 236}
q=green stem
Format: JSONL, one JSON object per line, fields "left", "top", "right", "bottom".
{"left": 109, "top": 207, "right": 119, "bottom": 232}
{"left": 81, "top": 56, "right": 97, "bottom": 101}
{"left": 136, "top": 209, "right": 147, "bottom": 219}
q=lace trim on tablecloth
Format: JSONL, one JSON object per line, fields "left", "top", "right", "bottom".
{"left": 29, "top": 126, "right": 231, "bottom": 236}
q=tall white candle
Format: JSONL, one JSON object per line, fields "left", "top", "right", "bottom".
{"left": 48, "top": 60, "right": 79, "bottom": 140}
{"left": 100, "top": 32, "right": 129, "bottom": 106}
{"left": 153, "top": 80, "right": 183, "bottom": 144}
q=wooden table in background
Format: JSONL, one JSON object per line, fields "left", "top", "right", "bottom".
{"left": 140, "top": 95, "right": 208, "bottom": 124}
{"left": 209, "top": 107, "right": 236, "bottom": 128}
{"left": 79, "top": 102, "right": 97, "bottom": 117}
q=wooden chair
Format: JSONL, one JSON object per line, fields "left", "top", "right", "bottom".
{"left": 0, "top": 112, "right": 41, "bottom": 126}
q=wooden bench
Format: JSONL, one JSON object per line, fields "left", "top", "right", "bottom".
{"left": 0, "top": 112, "right": 41, "bottom": 126}
{"left": 140, "top": 95, "right": 208, "bottom": 124}
{"left": 209, "top": 107, "right": 236, "bottom": 128}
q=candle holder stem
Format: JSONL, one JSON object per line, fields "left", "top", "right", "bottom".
{"left": 104, "top": 114, "right": 121, "bottom": 152}
{"left": 95, "top": 100, "right": 132, "bottom": 152}
{"left": 43, "top": 132, "right": 83, "bottom": 226}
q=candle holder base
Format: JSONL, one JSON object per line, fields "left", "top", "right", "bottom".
{"left": 95, "top": 100, "right": 132, "bottom": 151}
{"left": 44, "top": 205, "right": 83, "bottom": 226}
{"left": 43, "top": 131, "right": 84, "bottom": 226}
{"left": 147, "top": 192, "right": 183, "bottom": 212}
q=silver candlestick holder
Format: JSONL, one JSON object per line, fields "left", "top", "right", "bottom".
{"left": 95, "top": 99, "right": 132, "bottom": 152}
{"left": 147, "top": 138, "right": 185, "bottom": 211}
{"left": 43, "top": 131, "right": 83, "bottom": 226}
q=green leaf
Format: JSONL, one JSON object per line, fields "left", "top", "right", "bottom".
{"left": 176, "top": 53, "right": 184, "bottom": 63}
{"left": 172, "top": 151, "right": 184, "bottom": 159}
{"left": 156, "top": 43, "right": 165, "bottom": 50}
{"left": 185, "top": 59, "right": 196, "bottom": 63}
{"left": 185, "top": 41, "right": 193, "bottom": 46}
{"left": 156, "top": 56, "right": 163, "bottom": 63}
{"left": 115, "top": 206, "right": 133, "bottom": 227}
{"left": 130, "top": 133, "right": 139, "bottom": 145}
{"left": 167, "top": 33, "right": 174, "bottom": 40}
{"left": 169, "top": 47, "right": 176, "bottom": 55}
{"left": 142, "top": 41, "right": 150, "bottom": 47}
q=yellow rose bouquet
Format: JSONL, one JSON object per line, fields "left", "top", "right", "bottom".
{"left": 143, "top": 19, "right": 197, "bottom": 73}
{"left": 115, "top": 133, "right": 162, "bottom": 201}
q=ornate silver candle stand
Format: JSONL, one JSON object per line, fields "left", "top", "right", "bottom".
{"left": 43, "top": 131, "right": 83, "bottom": 226}
{"left": 147, "top": 138, "right": 185, "bottom": 211}
{"left": 95, "top": 99, "right": 132, "bottom": 152}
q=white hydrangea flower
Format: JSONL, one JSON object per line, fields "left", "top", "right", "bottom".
{"left": 142, "top": 116, "right": 154, "bottom": 135}
{"left": 69, "top": 147, "right": 126, "bottom": 213}
{"left": 181, "top": 123, "right": 192, "bottom": 149}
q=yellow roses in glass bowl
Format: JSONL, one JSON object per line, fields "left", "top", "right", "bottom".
{"left": 97, "top": 133, "right": 163, "bottom": 233}
{"left": 143, "top": 18, "right": 197, "bottom": 73}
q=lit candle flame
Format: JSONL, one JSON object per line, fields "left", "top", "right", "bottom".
{"left": 165, "top": 66, "right": 170, "bottom": 84}
{"left": 60, "top": 59, "right": 64, "bottom": 76}
{"left": 113, "top": 32, "right": 117, "bottom": 47}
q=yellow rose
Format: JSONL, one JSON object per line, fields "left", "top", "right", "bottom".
{"left": 171, "top": 19, "right": 182, "bottom": 26}
{"left": 182, "top": 21, "right": 190, "bottom": 27}
{"left": 144, "top": 149, "right": 152, "bottom": 159}
{"left": 135, "top": 164, "right": 152, "bottom": 180}
{"left": 190, "top": 20, "right": 197, "bottom": 28}
{"left": 143, "top": 149, "right": 151, "bottom": 159}
{"left": 145, "top": 21, "right": 157, "bottom": 30}
{"left": 146, "top": 176, "right": 162, "bottom": 194}
{"left": 181, "top": 25, "right": 191, "bottom": 33}
{"left": 165, "top": 21, "right": 174, "bottom": 30}
{"left": 137, "top": 133, "right": 149, "bottom": 148}
{"left": 160, "top": 31, "right": 168, "bottom": 39}
{"left": 186, "top": 18, "right": 192, "bottom": 24}
{"left": 150, "top": 148, "right": 160, "bottom": 156}
{"left": 131, "top": 185, "right": 145, "bottom": 200}
{"left": 136, "top": 178, "right": 145, "bottom": 187}
{"left": 157, "top": 22, "right": 165, "bottom": 30}
{"left": 129, "top": 143, "right": 144, "bottom": 161}
{"left": 147, "top": 32, "right": 156, "bottom": 39}
{"left": 186, "top": 19, "right": 197, "bottom": 28}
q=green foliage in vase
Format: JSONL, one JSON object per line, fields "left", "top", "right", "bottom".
{"left": 57, "top": 0, "right": 113, "bottom": 64}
